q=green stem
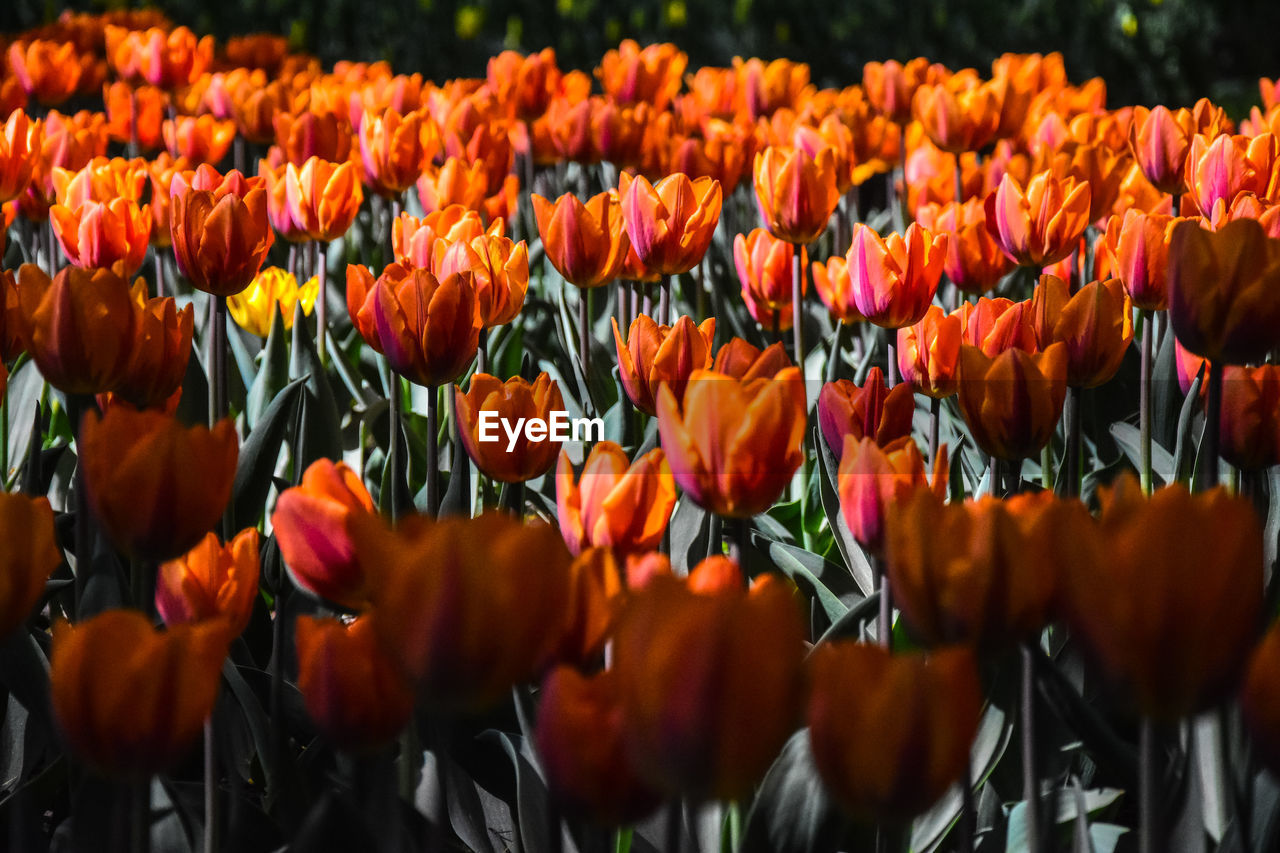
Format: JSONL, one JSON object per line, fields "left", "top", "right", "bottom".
{"left": 1140, "top": 309, "right": 1154, "bottom": 494}
{"left": 388, "top": 375, "right": 402, "bottom": 520}
{"left": 825, "top": 320, "right": 848, "bottom": 384}
{"left": 314, "top": 240, "right": 328, "bottom": 365}
{"left": 426, "top": 384, "right": 440, "bottom": 517}
{"left": 1201, "top": 361, "right": 1223, "bottom": 491}
{"left": 1064, "top": 385, "right": 1082, "bottom": 498}
{"left": 791, "top": 252, "right": 805, "bottom": 367}
{"left": 875, "top": 555, "right": 891, "bottom": 651}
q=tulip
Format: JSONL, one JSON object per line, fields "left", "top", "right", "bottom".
{"left": 532, "top": 190, "right": 631, "bottom": 289}
{"left": 556, "top": 547, "right": 628, "bottom": 665}
{"left": 228, "top": 267, "right": 319, "bottom": 338}
{"left": 916, "top": 198, "right": 1013, "bottom": 294}
{"left": 847, "top": 222, "right": 948, "bottom": 328}
{"left": 1242, "top": 622, "right": 1280, "bottom": 775}
{"left": 0, "top": 110, "right": 38, "bottom": 204}
{"left": 810, "top": 255, "right": 866, "bottom": 324}
{"left": 1100, "top": 210, "right": 1184, "bottom": 312}
{"left": 911, "top": 78, "right": 1002, "bottom": 154}
{"left": 162, "top": 115, "right": 236, "bottom": 165}
{"left": 957, "top": 342, "right": 1067, "bottom": 461}
{"left": 985, "top": 171, "right": 1091, "bottom": 267}
{"left": 156, "top": 528, "right": 260, "bottom": 637}
{"left": 455, "top": 372, "right": 565, "bottom": 483}
{"left": 432, "top": 232, "right": 528, "bottom": 328}
{"left": 358, "top": 106, "right": 435, "bottom": 198}
{"left": 818, "top": 368, "right": 915, "bottom": 459}
{"left": 295, "top": 615, "right": 415, "bottom": 753}
{"left": 711, "top": 337, "right": 792, "bottom": 380}
{"left": 1167, "top": 218, "right": 1280, "bottom": 364}
{"left": 225, "top": 34, "right": 289, "bottom": 73}
{"left": 52, "top": 156, "right": 148, "bottom": 208}
{"left": 807, "top": 643, "right": 982, "bottom": 822}
{"left": 17, "top": 264, "right": 137, "bottom": 396}
{"left": 272, "top": 110, "right": 353, "bottom": 167}
{"left": 556, "top": 442, "right": 676, "bottom": 555}
{"left": 8, "top": 40, "right": 82, "bottom": 106}
{"left": 751, "top": 145, "right": 840, "bottom": 247}
{"left": 954, "top": 296, "right": 1037, "bottom": 357}
{"left": 656, "top": 367, "right": 806, "bottom": 517}
{"left": 612, "top": 572, "right": 806, "bottom": 800}
{"left": 170, "top": 165, "right": 275, "bottom": 296}
{"left": 366, "top": 263, "right": 482, "bottom": 387}
{"left": 613, "top": 314, "right": 715, "bottom": 415}
{"left": 619, "top": 171, "right": 722, "bottom": 276}
{"left": 1184, "top": 132, "right": 1280, "bottom": 216}
{"left": 735, "top": 227, "right": 803, "bottom": 330}
{"left": 897, "top": 306, "right": 962, "bottom": 399}
{"left": 0, "top": 493, "right": 62, "bottom": 639}
{"left": 51, "top": 610, "right": 228, "bottom": 777}
{"left": 394, "top": 205, "right": 495, "bottom": 268}
{"left": 863, "top": 58, "right": 932, "bottom": 124}
{"left": 487, "top": 48, "right": 561, "bottom": 120}
{"left": 537, "top": 666, "right": 664, "bottom": 824}
{"left": 838, "top": 435, "right": 947, "bottom": 556}
{"left": 81, "top": 407, "right": 238, "bottom": 561}
{"left": 595, "top": 40, "right": 687, "bottom": 112}
{"left": 105, "top": 25, "right": 212, "bottom": 89}
{"left": 1028, "top": 275, "right": 1133, "bottom": 388}
{"left": 1214, "top": 365, "right": 1280, "bottom": 470}
{"left": 115, "top": 294, "right": 194, "bottom": 410}
{"left": 417, "top": 157, "right": 518, "bottom": 223}
{"left": 1060, "top": 476, "right": 1263, "bottom": 720}
{"left": 285, "top": 156, "right": 364, "bottom": 243}
{"left": 49, "top": 198, "right": 152, "bottom": 277}
{"left": 351, "top": 511, "right": 574, "bottom": 711}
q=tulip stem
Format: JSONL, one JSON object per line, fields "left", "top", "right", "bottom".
{"left": 447, "top": 390, "right": 470, "bottom": 517}
{"left": 203, "top": 718, "right": 217, "bottom": 853}
{"left": 729, "top": 517, "right": 749, "bottom": 574}
{"left": 707, "top": 514, "right": 723, "bottom": 561}
{"left": 791, "top": 253, "right": 805, "bottom": 366}
{"left": 660, "top": 274, "right": 671, "bottom": 326}
{"left": 1201, "top": 361, "right": 1223, "bottom": 490}
{"left": 1139, "top": 309, "right": 1154, "bottom": 494}
{"left": 1021, "top": 643, "right": 1043, "bottom": 853}
{"left": 696, "top": 257, "right": 709, "bottom": 322}
{"left": 154, "top": 250, "right": 166, "bottom": 298}
{"left": 71, "top": 396, "right": 94, "bottom": 618}
{"left": 211, "top": 296, "right": 228, "bottom": 424}
{"left": 314, "top": 240, "right": 327, "bottom": 365}
{"left": 958, "top": 745, "right": 976, "bottom": 853}
{"left": 388, "top": 374, "right": 402, "bottom": 520}
{"left": 578, "top": 288, "right": 591, "bottom": 391}
{"left": 426, "top": 385, "right": 440, "bottom": 517}
{"left": 477, "top": 327, "right": 488, "bottom": 375}
{"left": 989, "top": 456, "right": 1000, "bottom": 498}
{"left": 1064, "top": 386, "right": 1082, "bottom": 498}
{"left": 45, "top": 219, "right": 59, "bottom": 274}
{"left": 874, "top": 556, "right": 891, "bottom": 650}
{"left": 1139, "top": 717, "right": 1156, "bottom": 853}
{"left": 885, "top": 331, "right": 899, "bottom": 387}
{"left": 826, "top": 320, "right": 848, "bottom": 384}
{"left": 928, "top": 397, "right": 941, "bottom": 467}
{"left": 134, "top": 777, "right": 151, "bottom": 853}
{"left": 1040, "top": 445, "right": 1052, "bottom": 490}
{"left": 499, "top": 481, "right": 525, "bottom": 517}
{"left": 954, "top": 158, "right": 964, "bottom": 206}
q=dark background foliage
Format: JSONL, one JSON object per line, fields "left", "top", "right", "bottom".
{"left": 3, "top": 0, "right": 1279, "bottom": 115}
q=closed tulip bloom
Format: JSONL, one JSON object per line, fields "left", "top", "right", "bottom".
{"left": 537, "top": 666, "right": 664, "bottom": 824}
{"left": 456, "top": 373, "right": 565, "bottom": 483}
{"left": 1127, "top": 101, "right": 1229, "bottom": 196}
{"left": 620, "top": 172, "right": 722, "bottom": 276}
{"left": 954, "top": 296, "right": 1038, "bottom": 357}
{"left": 839, "top": 435, "right": 947, "bottom": 556}
{"left": 863, "top": 58, "right": 932, "bottom": 124}
{"left": 352, "top": 512, "right": 574, "bottom": 711}
{"left": 818, "top": 367, "right": 915, "bottom": 459}
{"left": 369, "top": 264, "right": 482, "bottom": 387}
{"left": 8, "top": 40, "right": 81, "bottom": 106}
{"left": 898, "top": 306, "right": 962, "bottom": 399}
{"left": 487, "top": 48, "right": 561, "bottom": 120}
{"left": 81, "top": 407, "right": 238, "bottom": 561}
{"left": 657, "top": 367, "right": 806, "bottom": 517}
{"left": 49, "top": 198, "right": 152, "bottom": 277}
{"left": 170, "top": 166, "right": 275, "bottom": 296}
{"left": 810, "top": 255, "right": 866, "bottom": 324}
{"left": 51, "top": 610, "right": 228, "bottom": 778}
{"left": 848, "top": 222, "right": 948, "bottom": 329}
{"left": 259, "top": 160, "right": 309, "bottom": 243}
{"left": 105, "top": 25, "right": 212, "bottom": 89}
{"left": 1028, "top": 275, "right": 1133, "bottom": 388}
{"left": 734, "top": 227, "right": 801, "bottom": 330}
{"left": 52, "top": 157, "right": 148, "bottom": 209}
{"left": 1039, "top": 140, "right": 1129, "bottom": 224}
{"left": 752, "top": 145, "right": 840, "bottom": 246}
{"left": 613, "top": 572, "right": 806, "bottom": 801}
{"left": 162, "top": 115, "right": 236, "bottom": 166}
{"left": 957, "top": 342, "right": 1068, "bottom": 460}
{"left": 393, "top": 206, "right": 494, "bottom": 269}
{"left": 916, "top": 199, "right": 1013, "bottom": 294}
{"left": 911, "top": 79, "right": 1003, "bottom": 154}
{"left": 985, "top": 171, "right": 1091, "bottom": 267}
{"left": 613, "top": 314, "right": 715, "bottom": 415}
{"left": 0, "top": 110, "right": 39, "bottom": 204}
{"left": 358, "top": 106, "right": 434, "bottom": 198}
{"left": 0, "top": 493, "right": 62, "bottom": 639}
{"left": 556, "top": 442, "right": 676, "bottom": 555}
{"left": 295, "top": 615, "right": 415, "bottom": 753}
{"left": 345, "top": 263, "right": 379, "bottom": 347}
{"left": 1186, "top": 132, "right": 1280, "bottom": 215}
{"left": 532, "top": 191, "right": 630, "bottom": 288}
{"left": 228, "top": 267, "right": 318, "bottom": 338}
{"left": 1242, "top": 622, "right": 1280, "bottom": 775}
{"left": 807, "top": 643, "right": 982, "bottom": 822}
{"left": 1061, "top": 476, "right": 1263, "bottom": 720}
{"left": 886, "top": 490, "right": 1087, "bottom": 651}
{"left": 1167, "top": 218, "right": 1280, "bottom": 364}
{"left": 285, "top": 156, "right": 364, "bottom": 243}
{"left": 1215, "top": 365, "right": 1280, "bottom": 470}
{"left": 272, "top": 110, "right": 353, "bottom": 167}
{"left": 595, "top": 40, "right": 687, "bottom": 112}
{"left": 711, "top": 337, "right": 792, "bottom": 381}
{"left": 272, "top": 459, "right": 377, "bottom": 610}
{"left": 433, "top": 232, "right": 528, "bottom": 328}
{"left": 115, "top": 294, "right": 194, "bottom": 410}
{"left": 1101, "top": 210, "right": 1184, "bottom": 312}
{"left": 555, "top": 547, "right": 627, "bottom": 665}
{"left": 17, "top": 264, "right": 136, "bottom": 396}
{"left": 157, "top": 528, "right": 260, "bottom": 637}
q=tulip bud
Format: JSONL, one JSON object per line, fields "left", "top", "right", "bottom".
{"left": 838, "top": 435, "right": 947, "bottom": 556}
{"left": 170, "top": 166, "right": 275, "bottom": 296}
{"left": 367, "top": 263, "right": 482, "bottom": 387}
{"left": 985, "top": 171, "right": 1090, "bottom": 267}
{"left": 285, "top": 156, "right": 364, "bottom": 242}
{"left": 848, "top": 222, "right": 948, "bottom": 329}
{"left": 456, "top": 373, "right": 565, "bottom": 483}
{"left": 620, "top": 172, "right": 722, "bottom": 275}
{"left": 956, "top": 342, "right": 1068, "bottom": 461}
{"left": 751, "top": 144, "right": 841, "bottom": 246}
{"left": 818, "top": 368, "right": 915, "bottom": 459}
{"left": 613, "top": 314, "right": 715, "bottom": 415}
{"left": 1100, "top": 209, "right": 1185, "bottom": 312}
{"left": 897, "top": 306, "right": 962, "bottom": 399}
{"left": 532, "top": 190, "right": 631, "bottom": 289}
{"left": 1214, "top": 365, "right": 1280, "bottom": 470}
{"left": 1028, "top": 275, "right": 1133, "bottom": 388}
{"left": 115, "top": 294, "right": 194, "bottom": 410}
{"left": 711, "top": 337, "right": 791, "bottom": 380}
{"left": 359, "top": 106, "right": 434, "bottom": 198}
{"left": 157, "top": 528, "right": 260, "bottom": 637}
{"left": 556, "top": 442, "right": 676, "bottom": 555}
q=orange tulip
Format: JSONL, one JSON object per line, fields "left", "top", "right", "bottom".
{"left": 612, "top": 572, "right": 806, "bottom": 800}
{"left": 170, "top": 165, "right": 275, "bottom": 296}
{"left": 1038, "top": 140, "right": 1129, "bottom": 223}
{"left": 911, "top": 77, "right": 1002, "bottom": 154}
{"left": 1061, "top": 476, "right": 1262, "bottom": 720}
{"left": 1100, "top": 209, "right": 1184, "bottom": 312}
{"left": 416, "top": 156, "right": 517, "bottom": 221}
{"left": 0, "top": 493, "right": 62, "bottom": 639}
{"left": 17, "top": 110, "right": 108, "bottom": 222}
{"left": 807, "top": 643, "right": 981, "bottom": 822}
{"left": 1028, "top": 275, "right": 1133, "bottom": 388}
{"left": 810, "top": 255, "right": 866, "bottom": 325}
{"left": 366, "top": 263, "right": 481, "bottom": 387}
{"left": 956, "top": 342, "right": 1068, "bottom": 460}
{"left": 8, "top": 40, "right": 81, "bottom": 106}
{"left": 1242, "top": 621, "right": 1280, "bottom": 775}
{"left": 897, "top": 305, "right": 963, "bottom": 399}
{"left": 532, "top": 190, "right": 631, "bottom": 288}
{"left": 358, "top": 106, "right": 435, "bottom": 198}
{"left": 52, "top": 156, "right": 148, "bottom": 208}
{"left": 105, "top": 25, "right": 212, "bottom": 89}
{"left": 1184, "top": 132, "right": 1280, "bottom": 215}
{"left": 486, "top": 48, "right": 561, "bottom": 120}
{"left": 556, "top": 547, "right": 627, "bottom": 665}
{"left": 432, "top": 231, "right": 528, "bottom": 328}
{"left": 954, "top": 296, "right": 1038, "bottom": 357}
{"left": 595, "top": 40, "right": 687, "bottom": 112}
{"left": 863, "top": 57, "right": 932, "bottom": 124}
{"left": 711, "top": 337, "right": 792, "bottom": 381}
{"left": 49, "top": 198, "right": 151, "bottom": 277}
{"left": 751, "top": 145, "right": 840, "bottom": 246}
{"left": 656, "top": 367, "right": 806, "bottom": 517}
{"left": 295, "top": 615, "right": 415, "bottom": 752}
{"left": 455, "top": 372, "right": 565, "bottom": 483}
{"left": 115, "top": 293, "right": 194, "bottom": 410}
{"left": 352, "top": 511, "right": 574, "bottom": 711}
{"left": 916, "top": 198, "right": 1014, "bottom": 294}
{"left": 985, "top": 171, "right": 1091, "bottom": 267}
{"left": 845, "top": 221, "right": 948, "bottom": 329}
{"left": 0, "top": 110, "right": 39, "bottom": 204}
{"left": 1167, "top": 218, "right": 1280, "bottom": 364}
{"left": 272, "top": 458, "right": 378, "bottom": 611}
{"left": 17, "top": 264, "right": 136, "bottom": 396}
{"left": 556, "top": 442, "right": 676, "bottom": 555}
{"left": 1215, "top": 365, "right": 1280, "bottom": 470}
{"left": 839, "top": 435, "right": 947, "bottom": 555}
{"left": 818, "top": 368, "right": 915, "bottom": 459}
{"left": 162, "top": 115, "right": 236, "bottom": 165}
{"left": 1128, "top": 102, "right": 1228, "bottom": 196}
{"left": 156, "top": 528, "right": 260, "bottom": 637}
{"left": 51, "top": 610, "right": 228, "bottom": 778}
{"left": 271, "top": 109, "right": 353, "bottom": 167}
{"left": 224, "top": 33, "right": 289, "bottom": 74}
{"left": 613, "top": 313, "right": 715, "bottom": 415}
{"left": 81, "top": 407, "right": 238, "bottom": 561}
{"left": 619, "top": 171, "right": 722, "bottom": 276}
{"left": 734, "top": 227, "right": 804, "bottom": 330}
{"left": 284, "top": 156, "right": 363, "bottom": 243}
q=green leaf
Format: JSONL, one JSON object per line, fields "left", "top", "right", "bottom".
{"left": 1171, "top": 368, "right": 1203, "bottom": 486}
{"left": 1109, "top": 422, "right": 1173, "bottom": 486}
{"left": 763, "top": 538, "right": 853, "bottom": 622}
{"left": 669, "top": 497, "right": 710, "bottom": 573}
{"left": 231, "top": 376, "right": 306, "bottom": 530}
{"left": 289, "top": 302, "right": 343, "bottom": 471}
{"left": 913, "top": 703, "right": 1011, "bottom": 853}
{"left": 3, "top": 358, "right": 41, "bottom": 487}
{"left": 815, "top": 430, "right": 874, "bottom": 596}
{"left": 246, "top": 304, "right": 289, "bottom": 430}
{"left": 740, "top": 730, "right": 854, "bottom": 853}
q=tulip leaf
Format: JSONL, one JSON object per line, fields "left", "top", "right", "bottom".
{"left": 246, "top": 304, "right": 290, "bottom": 430}
{"left": 669, "top": 497, "right": 710, "bottom": 573}
{"left": 480, "top": 730, "right": 577, "bottom": 853}
{"left": 1150, "top": 318, "right": 1184, "bottom": 450}
{"left": 439, "top": 441, "right": 471, "bottom": 519}
{"left": 1108, "top": 422, "right": 1174, "bottom": 486}
{"left": 221, "top": 661, "right": 276, "bottom": 804}
{"left": 3, "top": 358, "right": 41, "bottom": 487}
{"left": 226, "top": 323, "right": 255, "bottom": 415}
{"left": 289, "top": 303, "right": 344, "bottom": 470}
{"left": 815, "top": 428, "right": 875, "bottom": 596}
{"left": 811, "top": 591, "right": 879, "bottom": 649}
{"left": 763, "top": 539, "right": 853, "bottom": 622}
{"left": 1171, "top": 369, "right": 1204, "bottom": 487}
{"left": 913, "top": 702, "right": 1010, "bottom": 853}
{"left": 1267, "top": 468, "right": 1280, "bottom": 585}
{"left": 1031, "top": 650, "right": 1137, "bottom": 784}
{"left": 175, "top": 337, "right": 210, "bottom": 429}
{"left": 231, "top": 375, "right": 306, "bottom": 530}
{"left": 740, "top": 729, "right": 856, "bottom": 853}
